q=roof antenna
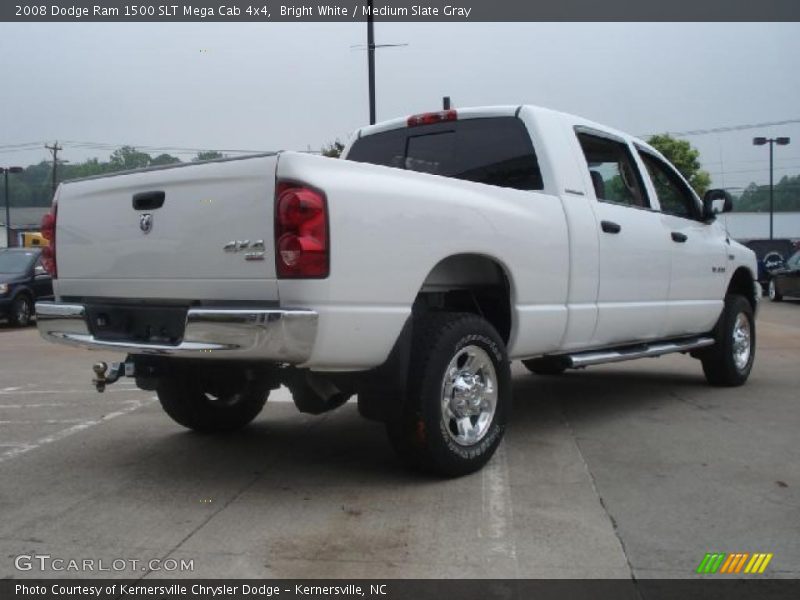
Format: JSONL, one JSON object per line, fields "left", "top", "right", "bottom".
{"left": 443, "top": 96, "right": 452, "bottom": 110}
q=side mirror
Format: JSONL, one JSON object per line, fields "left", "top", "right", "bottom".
{"left": 703, "top": 189, "right": 733, "bottom": 220}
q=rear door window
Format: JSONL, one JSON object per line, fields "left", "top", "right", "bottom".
{"left": 576, "top": 132, "right": 650, "bottom": 208}
{"left": 347, "top": 117, "right": 543, "bottom": 191}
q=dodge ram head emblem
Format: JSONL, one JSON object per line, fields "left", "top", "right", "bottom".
{"left": 139, "top": 213, "right": 153, "bottom": 234}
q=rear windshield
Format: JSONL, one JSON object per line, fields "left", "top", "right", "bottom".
{"left": 346, "top": 117, "right": 543, "bottom": 191}
{"left": 0, "top": 251, "right": 35, "bottom": 274}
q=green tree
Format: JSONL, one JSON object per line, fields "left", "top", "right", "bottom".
{"left": 193, "top": 151, "right": 223, "bottom": 161}
{"left": 109, "top": 146, "right": 152, "bottom": 171}
{"left": 64, "top": 157, "right": 108, "bottom": 179}
{"left": 321, "top": 140, "right": 345, "bottom": 158}
{"left": 646, "top": 134, "right": 711, "bottom": 196}
{"left": 735, "top": 175, "right": 800, "bottom": 212}
{"left": 150, "top": 153, "right": 182, "bottom": 166}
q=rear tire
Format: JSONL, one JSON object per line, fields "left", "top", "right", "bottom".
{"left": 522, "top": 358, "right": 567, "bottom": 376}
{"left": 386, "top": 312, "right": 511, "bottom": 477}
{"left": 768, "top": 278, "right": 783, "bottom": 302}
{"left": 9, "top": 294, "right": 32, "bottom": 327}
{"left": 701, "top": 294, "right": 755, "bottom": 387}
{"left": 157, "top": 375, "right": 268, "bottom": 433}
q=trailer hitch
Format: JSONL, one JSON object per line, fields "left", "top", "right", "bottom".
{"left": 92, "top": 361, "right": 133, "bottom": 393}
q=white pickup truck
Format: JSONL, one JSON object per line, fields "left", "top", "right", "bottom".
{"left": 35, "top": 105, "right": 759, "bottom": 476}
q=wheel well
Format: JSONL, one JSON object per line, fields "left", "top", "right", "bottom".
{"left": 727, "top": 267, "right": 757, "bottom": 311}
{"left": 12, "top": 288, "right": 33, "bottom": 303}
{"left": 416, "top": 254, "right": 512, "bottom": 344}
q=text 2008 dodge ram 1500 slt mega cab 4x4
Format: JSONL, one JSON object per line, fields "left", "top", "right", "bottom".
{"left": 35, "top": 105, "right": 759, "bottom": 476}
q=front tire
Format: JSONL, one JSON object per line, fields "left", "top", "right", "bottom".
{"left": 157, "top": 375, "right": 268, "bottom": 433}
{"left": 701, "top": 294, "right": 755, "bottom": 387}
{"left": 386, "top": 312, "right": 511, "bottom": 477}
{"left": 9, "top": 294, "right": 32, "bottom": 327}
{"left": 768, "top": 278, "right": 783, "bottom": 302}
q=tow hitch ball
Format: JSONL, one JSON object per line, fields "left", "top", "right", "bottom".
{"left": 92, "top": 361, "right": 133, "bottom": 393}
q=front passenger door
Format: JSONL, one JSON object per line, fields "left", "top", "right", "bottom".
{"left": 636, "top": 150, "right": 728, "bottom": 337}
{"left": 576, "top": 131, "right": 671, "bottom": 346}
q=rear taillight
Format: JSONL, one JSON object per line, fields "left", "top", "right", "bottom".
{"left": 407, "top": 110, "right": 457, "bottom": 127}
{"left": 40, "top": 203, "right": 58, "bottom": 277}
{"left": 275, "top": 182, "right": 328, "bottom": 278}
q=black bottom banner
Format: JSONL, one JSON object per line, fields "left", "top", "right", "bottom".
{"left": 3, "top": 579, "right": 800, "bottom": 600}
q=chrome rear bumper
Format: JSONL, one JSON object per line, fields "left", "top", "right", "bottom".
{"left": 35, "top": 302, "right": 317, "bottom": 363}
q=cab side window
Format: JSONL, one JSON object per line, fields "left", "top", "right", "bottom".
{"left": 638, "top": 151, "right": 700, "bottom": 220}
{"left": 577, "top": 133, "right": 649, "bottom": 208}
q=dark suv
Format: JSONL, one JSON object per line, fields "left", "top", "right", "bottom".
{"left": 0, "top": 248, "right": 53, "bottom": 327}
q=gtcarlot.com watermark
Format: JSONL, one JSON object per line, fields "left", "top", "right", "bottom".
{"left": 14, "top": 554, "right": 194, "bottom": 573}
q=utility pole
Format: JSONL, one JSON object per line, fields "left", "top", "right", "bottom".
{"left": 359, "top": 3, "right": 406, "bottom": 125}
{"left": 45, "top": 142, "right": 63, "bottom": 197}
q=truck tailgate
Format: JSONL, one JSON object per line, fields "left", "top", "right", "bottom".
{"left": 55, "top": 155, "right": 279, "bottom": 301}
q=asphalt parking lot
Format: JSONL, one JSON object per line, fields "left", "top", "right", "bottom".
{"left": 1, "top": 301, "right": 798, "bottom": 580}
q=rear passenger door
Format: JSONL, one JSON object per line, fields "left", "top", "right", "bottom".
{"left": 575, "top": 130, "right": 671, "bottom": 346}
{"left": 636, "top": 150, "right": 727, "bottom": 336}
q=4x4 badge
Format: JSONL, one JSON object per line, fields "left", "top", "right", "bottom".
{"left": 139, "top": 213, "right": 153, "bottom": 234}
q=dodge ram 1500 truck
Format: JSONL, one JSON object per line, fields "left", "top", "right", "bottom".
{"left": 35, "top": 105, "right": 759, "bottom": 476}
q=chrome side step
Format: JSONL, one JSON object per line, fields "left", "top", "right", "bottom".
{"left": 564, "top": 336, "right": 715, "bottom": 368}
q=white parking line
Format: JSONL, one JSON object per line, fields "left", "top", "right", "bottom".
{"left": 0, "top": 397, "right": 156, "bottom": 464}
{"left": 481, "top": 443, "right": 518, "bottom": 570}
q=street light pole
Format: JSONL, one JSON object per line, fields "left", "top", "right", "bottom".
{"left": 1, "top": 166, "right": 24, "bottom": 248}
{"left": 367, "top": 0, "right": 376, "bottom": 125}
{"left": 753, "top": 136, "right": 791, "bottom": 240}
{"left": 769, "top": 141, "right": 774, "bottom": 239}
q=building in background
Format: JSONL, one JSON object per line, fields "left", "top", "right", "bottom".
{"left": 0, "top": 207, "right": 49, "bottom": 248}
{"left": 720, "top": 211, "right": 800, "bottom": 241}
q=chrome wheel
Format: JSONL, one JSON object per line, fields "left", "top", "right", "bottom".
{"left": 13, "top": 297, "right": 31, "bottom": 326}
{"left": 732, "top": 312, "right": 752, "bottom": 371}
{"left": 441, "top": 345, "right": 498, "bottom": 446}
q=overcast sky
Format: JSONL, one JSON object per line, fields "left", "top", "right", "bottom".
{"left": 1, "top": 22, "right": 799, "bottom": 191}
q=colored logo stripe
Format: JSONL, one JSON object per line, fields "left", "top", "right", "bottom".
{"left": 720, "top": 553, "right": 749, "bottom": 573}
{"left": 697, "top": 553, "right": 726, "bottom": 574}
{"left": 744, "top": 553, "right": 774, "bottom": 574}
{"left": 696, "top": 552, "right": 773, "bottom": 574}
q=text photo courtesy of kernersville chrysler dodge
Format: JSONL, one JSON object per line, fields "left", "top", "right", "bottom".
{"left": 34, "top": 104, "right": 759, "bottom": 477}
